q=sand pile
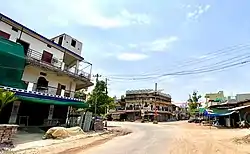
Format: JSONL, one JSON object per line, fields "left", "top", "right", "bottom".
{"left": 43, "top": 126, "right": 85, "bottom": 139}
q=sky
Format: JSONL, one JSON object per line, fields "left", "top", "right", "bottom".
{"left": 2, "top": 0, "right": 250, "bottom": 104}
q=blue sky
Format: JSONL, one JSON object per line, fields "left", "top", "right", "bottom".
{"left": 2, "top": 0, "right": 250, "bottom": 103}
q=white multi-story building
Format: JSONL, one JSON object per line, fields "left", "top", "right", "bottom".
{"left": 0, "top": 13, "right": 92, "bottom": 97}
{"left": 0, "top": 13, "right": 93, "bottom": 126}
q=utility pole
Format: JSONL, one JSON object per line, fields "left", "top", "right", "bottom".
{"left": 93, "top": 74, "right": 101, "bottom": 116}
{"left": 154, "top": 83, "right": 158, "bottom": 124}
{"left": 105, "top": 78, "right": 108, "bottom": 95}
{"left": 105, "top": 78, "right": 108, "bottom": 115}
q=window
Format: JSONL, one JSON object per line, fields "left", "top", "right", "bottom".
{"left": 0, "top": 30, "right": 10, "bottom": 39}
{"left": 41, "top": 51, "right": 53, "bottom": 64}
{"left": 71, "top": 39, "right": 76, "bottom": 47}
{"left": 12, "top": 27, "right": 18, "bottom": 32}
{"left": 40, "top": 72, "right": 47, "bottom": 76}
{"left": 58, "top": 36, "right": 63, "bottom": 45}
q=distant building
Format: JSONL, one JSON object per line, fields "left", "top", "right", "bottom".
{"left": 236, "top": 93, "right": 250, "bottom": 102}
{"left": 110, "top": 89, "right": 175, "bottom": 122}
{"left": 205, "top": 91, "right": 225, "bottom": 102}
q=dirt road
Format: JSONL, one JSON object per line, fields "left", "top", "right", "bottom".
{"left": 77, "top": 121, "right": 250, "bottom": 154}
{"left": 15, "top": 121, "right": 250, "bottom": 154}
{"left": 80, "top": 122, "right": 176, "bottom": 154}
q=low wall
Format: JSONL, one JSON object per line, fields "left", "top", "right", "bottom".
{"left": 0, "top": 124, "right": 18, "bottom": 145}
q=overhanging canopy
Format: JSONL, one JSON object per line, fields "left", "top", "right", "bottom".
{"left": 204, "top": 108, "right": 236, "bottom": 117}
{"left": 17, "top": 95, "right": 89, "bottom": 108}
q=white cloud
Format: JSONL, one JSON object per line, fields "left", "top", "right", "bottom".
{"left": 128, "top": 43, "right": 138, "bottom": 48}
{"left": 46, "top": 0, "right": 151, "bottom": 28}
{"left": 126, "top": 36, "right": 179, "bottom": 52}
{"left": 146, "top": 36, "right": 179, "bottom": 52}
{"left": 117, "top": 53, "right": 148, "bottom": 61}
{"left": 186, "top": 4, "right": 211, "bottom": 20}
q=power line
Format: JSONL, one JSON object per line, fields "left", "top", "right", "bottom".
{"left": 109, "top": 54, "right": 250, "bottom": 80}
{"left": 106, "top": 43, "right": 250, "bottom": 77}
{"left": 108, "top": 59, "right": 249, "bottom": 80}
{"left": 108, "top": 60, "right": 250, "bottom": 81}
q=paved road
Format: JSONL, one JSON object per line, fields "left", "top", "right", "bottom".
{"left": 82, "top": 122, "right": 178, "bottom": 154}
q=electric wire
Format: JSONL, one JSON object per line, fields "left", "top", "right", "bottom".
{"left": 108, "top": 60, "right": 250, "bottom": 81}
{"left": 110, "top": 53, "right": 250, "bottom": 80}
{"left": 106, "top": 43, "right": 250, "bottom": 77}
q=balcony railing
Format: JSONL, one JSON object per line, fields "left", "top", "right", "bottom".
{"left": 27, "top": 49, "right": 63, "bottom": 68}
{"left": 123, "top": 105, "right": 172, "bottom": 112}
{"left": 26, "top": 49, "right": 91, "bottom": 80}
{"left": 32, "top": 83, "right": 76, "bottom": 98}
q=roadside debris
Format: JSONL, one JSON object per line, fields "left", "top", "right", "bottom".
{"left": 11, "top": 127, "right": 132, "bottom": 154}
{"left": 233, "top": 134, "right": 250, "bottom": 144}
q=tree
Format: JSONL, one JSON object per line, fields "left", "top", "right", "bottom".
{"left": 74, "top": 91, "right": 87, "bottom": 100}
{"left": 0, "top": 88, "right": 17, "bottom": 113}
{"left": 187, "top": 91, "right": 202, "bottom": 114}
{"left": 87, "top": 80, "right": 115, "bottom": 115}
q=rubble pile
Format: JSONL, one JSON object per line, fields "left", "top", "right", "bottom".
{"left": 108, "top": 128, "right": 132, "bottom": 136}
{"left": 94, "top": 120, "right": 104, "bottom": 131}
{"left": 0, "top": 124, "right": 18, "bottom": 148}
{"left": 233, "top": 134, "right": 250, "bottom": 144}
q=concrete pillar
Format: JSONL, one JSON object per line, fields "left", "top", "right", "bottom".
{"left": 8, "top": 101, "right": 21, "bottom": 124}
{"left": 48, "top": 105, "right": 54, "bottom": 120}
{"left": 75, "top": 60, "right": 79, "bottom": 74}
{"left": 27, "top": 82, "right": 34, "bottom": 91}
{"left": 61, "top": 89, "right": 65, "bottom": 96}
{"left": 65, "top": 106, "right": 71, "bottom": 125}
{"left": 61, "top": 62, "right": 65, "bottom": 71}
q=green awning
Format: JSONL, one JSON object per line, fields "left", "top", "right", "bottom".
{"left": 205, "top": 108, "right": 235, "bottom": 116}
{"left": 17, "top": 95, "right": 89, "bottom": 108}
{"left": 199, "top": 108, "right": 206, "bottom": 113}
{"left": 210, "top": 108, "right": 230, "bottom": 114}
{"left": 214, "top": 98, "right": 223, "bottom": 102}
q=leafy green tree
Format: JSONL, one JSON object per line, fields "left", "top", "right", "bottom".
{"left": 187, "top": 91, "right": 202, "bottom": 113}
{"left": 87, "top": 80, "right": 115, "bottom": 115}
{"left": 0, "top": 88, "right": 17, "bottom": 113}
{"left": 74, "top": 91, "right": 87, "bottom": 100}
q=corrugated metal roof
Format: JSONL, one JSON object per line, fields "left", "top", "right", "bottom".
{"left": 229, "top": 105, "right": 250, "bottom": 111}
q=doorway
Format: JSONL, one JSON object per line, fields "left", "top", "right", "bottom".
{"left": 16, "top": 39, "right": 30, "bottom": 55}
{"left": 56, "top": 83, "right": 66, "bottom": 96}
{"left": 41, "top": 51, "right": 53, "bottom": 64}
{"left": 36, "top": 77, "right": 49, "bottom": 93}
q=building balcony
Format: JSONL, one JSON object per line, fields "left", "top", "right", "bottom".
{"left": 32, "top": 83, "right": 76, "bottom": 98}
{"left": 26, "top": 49, "right": 92, "bottom": 82}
